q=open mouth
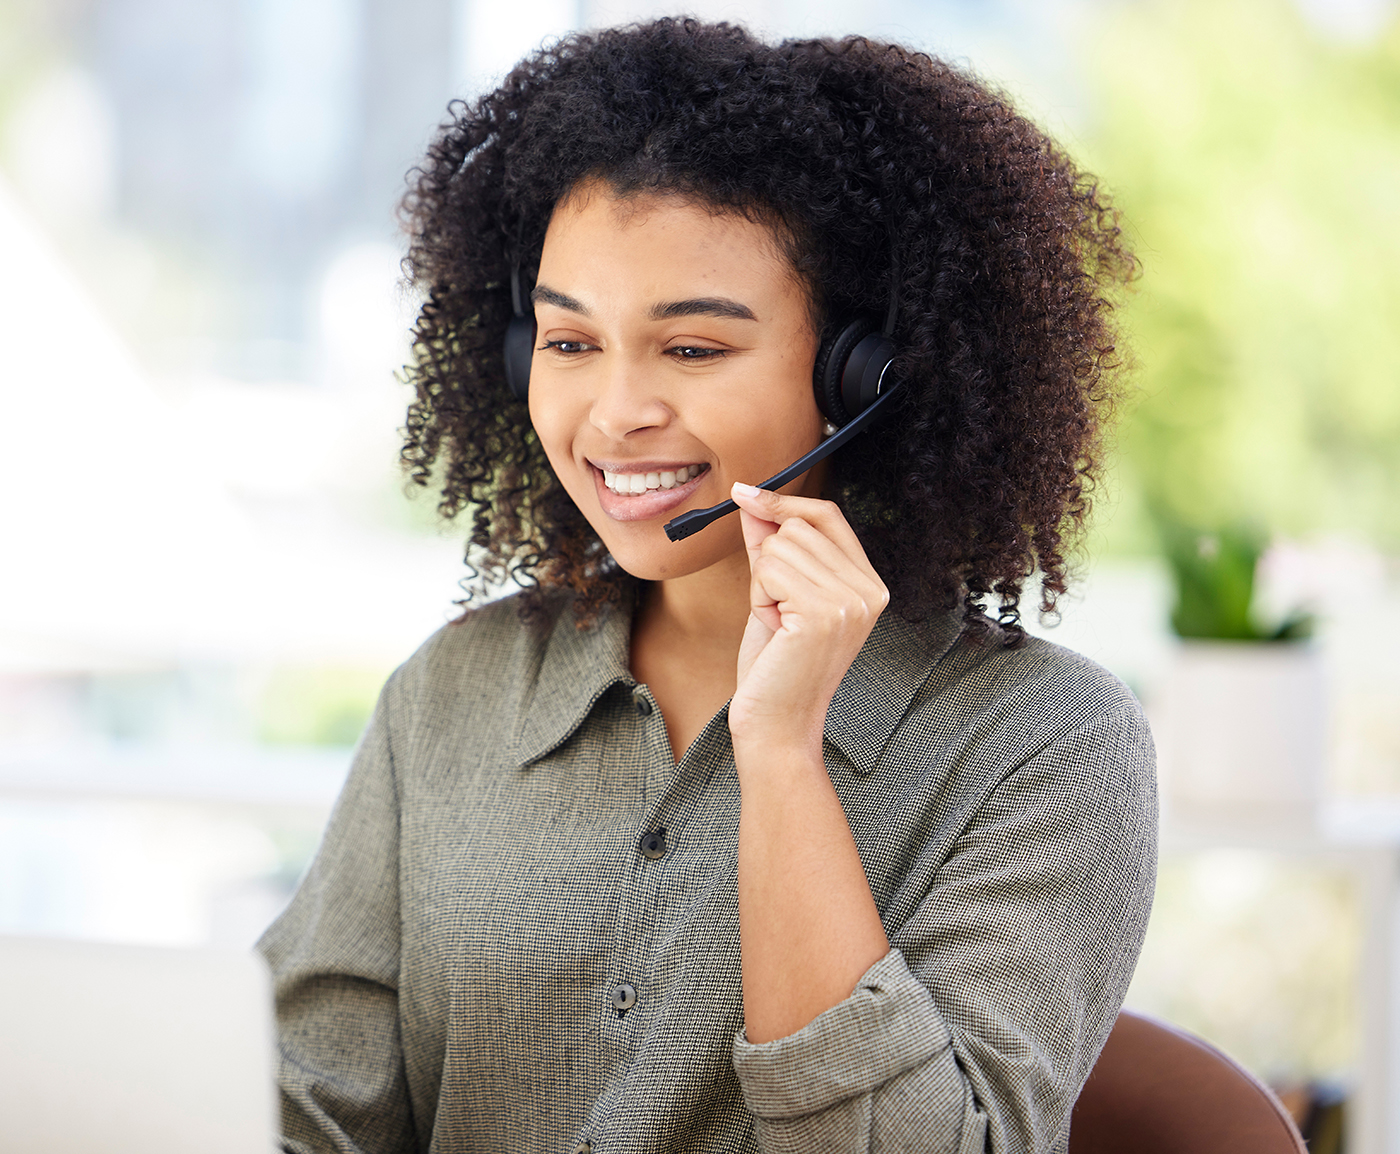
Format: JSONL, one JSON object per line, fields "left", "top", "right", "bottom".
{"left": 589, "top": 460, "right": 713, "bottom": 524}
{"left": 600, "top": 463, "right": 708, "bottom": 495}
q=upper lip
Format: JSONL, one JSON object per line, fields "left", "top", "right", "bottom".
{"left": 588, "top": 459, "right": 708, "bottom": 474}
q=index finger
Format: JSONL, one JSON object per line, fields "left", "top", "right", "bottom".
{"left": 729, "top": 482, "right": 868, "bottom": 562}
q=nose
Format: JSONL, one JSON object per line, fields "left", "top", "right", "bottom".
{"left": 588, "top": 350, "right": 671, "bottom": 441}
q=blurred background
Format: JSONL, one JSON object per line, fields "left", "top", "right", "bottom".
{"left": 0, "top": 0, "right": 1397, "bottom": 1145}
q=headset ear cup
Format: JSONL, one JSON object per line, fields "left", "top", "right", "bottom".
{"left": 840, "top": 331, "right": 898, "bottom": 419}
{"left": 813, "top": 317, "right": 877, "bottom": 426}
{"left": 504, "top": 315, "right": 536, "bottom": 403}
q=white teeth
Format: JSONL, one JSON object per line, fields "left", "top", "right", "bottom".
{"left": 602, "top": 464, "right": 706, "bottom": 494}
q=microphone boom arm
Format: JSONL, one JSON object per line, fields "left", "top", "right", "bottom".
{"left": 663, "top": 381, "right": 905, "bottom": 542}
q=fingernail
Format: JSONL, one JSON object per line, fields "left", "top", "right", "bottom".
{"left": 731, "top": 482, "right": 762, "bottom": 499}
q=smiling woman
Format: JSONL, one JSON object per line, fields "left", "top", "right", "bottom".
{"left": 258, "top": 19, "right": 1155, "bottom": 1154}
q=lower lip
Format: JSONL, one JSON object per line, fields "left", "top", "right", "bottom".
{"left": 592, "top": 466, "right": 710, "bottom": 523}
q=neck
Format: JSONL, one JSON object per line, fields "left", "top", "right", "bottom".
{"left": 636, "top": 548, "right": 752, "bottom": 659}
{"left": 628, "top": 548, "right": 753, "bottom": 757}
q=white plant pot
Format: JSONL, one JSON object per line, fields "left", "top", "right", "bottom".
{"left": 1160, "top": 640, "right": 1327, "bottom": 825}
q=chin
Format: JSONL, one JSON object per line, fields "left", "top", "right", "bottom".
{"left": 589, "top": 515, "right": 745, "bottom": 583}
{"left": 553, "top": 466, "right": 740, "bottom": 582}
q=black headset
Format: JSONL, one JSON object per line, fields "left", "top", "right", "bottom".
{"left": 503, "top": 259, "right": 905, "bottom": 541}
{"left": 503, "top": 261, "right": 537, "bottom": 405}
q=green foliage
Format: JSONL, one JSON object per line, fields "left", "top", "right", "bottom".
{"left": 1157, "top": 517, "right": 1314, "bottom": 641}
{"left": 1083, "top": 0, "right": 1400, "bottom": 552}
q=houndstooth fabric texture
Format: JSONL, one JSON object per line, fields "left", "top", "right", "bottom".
{"left": 259, "top": 592, "right": 1157, "bottom": 1154}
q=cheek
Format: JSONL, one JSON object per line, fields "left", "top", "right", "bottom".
{"left": 710, "top": 375, "right": 822, "bottom": 469}
{"left": 529, "top": 391, "right": 583, "bottom": 480}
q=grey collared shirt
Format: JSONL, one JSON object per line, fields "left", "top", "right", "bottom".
{"left": 259, "top": 594, "right": 1156, "bottom": 1154}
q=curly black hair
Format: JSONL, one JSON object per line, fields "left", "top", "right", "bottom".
{"left": 399, "top": 18, "right": 1135, "bottom": 642}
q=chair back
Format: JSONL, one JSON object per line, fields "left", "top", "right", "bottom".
{"left": 1069, "top": 1009, "right": 1308, "bottom": 1154}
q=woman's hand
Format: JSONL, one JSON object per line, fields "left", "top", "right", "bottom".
{"left": 727, "top": 481, "right": 893, "bottom": 1042}
{"left": 727, "top": 481, "right": 890, "bottom": 755}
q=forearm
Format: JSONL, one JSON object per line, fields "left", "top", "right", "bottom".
{"left": 735, "top": 734, "right": 890, "bottom": 1044}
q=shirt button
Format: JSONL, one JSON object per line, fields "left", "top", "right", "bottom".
{"left": 639, "top": 829, "right": 667, "bottom": 860}
{"left": 611, "top": 982, "right": 637, "bottom": 1014}
{"left": 631, "top": 686, "right": 652, "bottom": 716}
{"left": 573, "top": 1143, "right": 592, "bottom": 1154}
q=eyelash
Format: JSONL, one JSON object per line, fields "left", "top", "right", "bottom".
{"left": 667, "top": 345, "right": 726, "bottom": 360}
{"left": 538, "top": 340, "right": 727, "bottom": 361}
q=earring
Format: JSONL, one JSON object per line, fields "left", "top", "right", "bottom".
{"left": 823, "top": 420, "right": 839, "bottom": 437}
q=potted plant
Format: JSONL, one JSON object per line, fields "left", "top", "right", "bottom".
{"left": 1157, "top": 522, "right": 1324, "bottom": 826}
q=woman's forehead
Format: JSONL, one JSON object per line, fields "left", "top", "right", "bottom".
{"left": 539, "top": 180, "right": 812, "bottom": 317}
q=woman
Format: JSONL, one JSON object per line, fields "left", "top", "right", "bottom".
{"left": 260, "top": 19, "right": 1155, "bottom": 1154}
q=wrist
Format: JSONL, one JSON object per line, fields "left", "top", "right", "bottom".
{"left": 728, "top": 700, "right": 826, "bottom": 750}
{"left": 731, "top": 731, "right": 828, "bottom": 794}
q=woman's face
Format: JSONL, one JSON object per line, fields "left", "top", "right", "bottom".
{"left": 529, "top": 182, "right": 825, "bottom": 582}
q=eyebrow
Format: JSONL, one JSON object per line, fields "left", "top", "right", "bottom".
{"left": 530, "top": 284, "right": 590, "bottom": 315}
{"left": 649, "top": 297, "right": 757, "bottom": 322}
{"left": 529, "top": 284, "right": 757, "bottom": 323}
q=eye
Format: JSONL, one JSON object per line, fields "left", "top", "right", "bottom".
{"left": 666, "top": 345, "right": 726, "bottom": 361}
{"left": 539, "top": 338, "right": 595, "bottom": 355}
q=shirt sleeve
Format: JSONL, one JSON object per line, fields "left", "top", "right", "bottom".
{"left": 730, "top": 703, "right": 1157, "bottom": 1154}
{"left": 257, "top": 668, "right": 416, "bottom": 1154}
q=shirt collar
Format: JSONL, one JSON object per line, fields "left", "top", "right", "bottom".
{"left": 822, "top": 609, "right": 965, "bottom": 774}
{"left": 512, "top": 597, "right": 634, "bottom": 767}
{"left": 510, "top": 594, "right": 965, "bottom": 773}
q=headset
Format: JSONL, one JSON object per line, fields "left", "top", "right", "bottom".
{"left": 503, "top": 258, "right": 906, "bottom": 542}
